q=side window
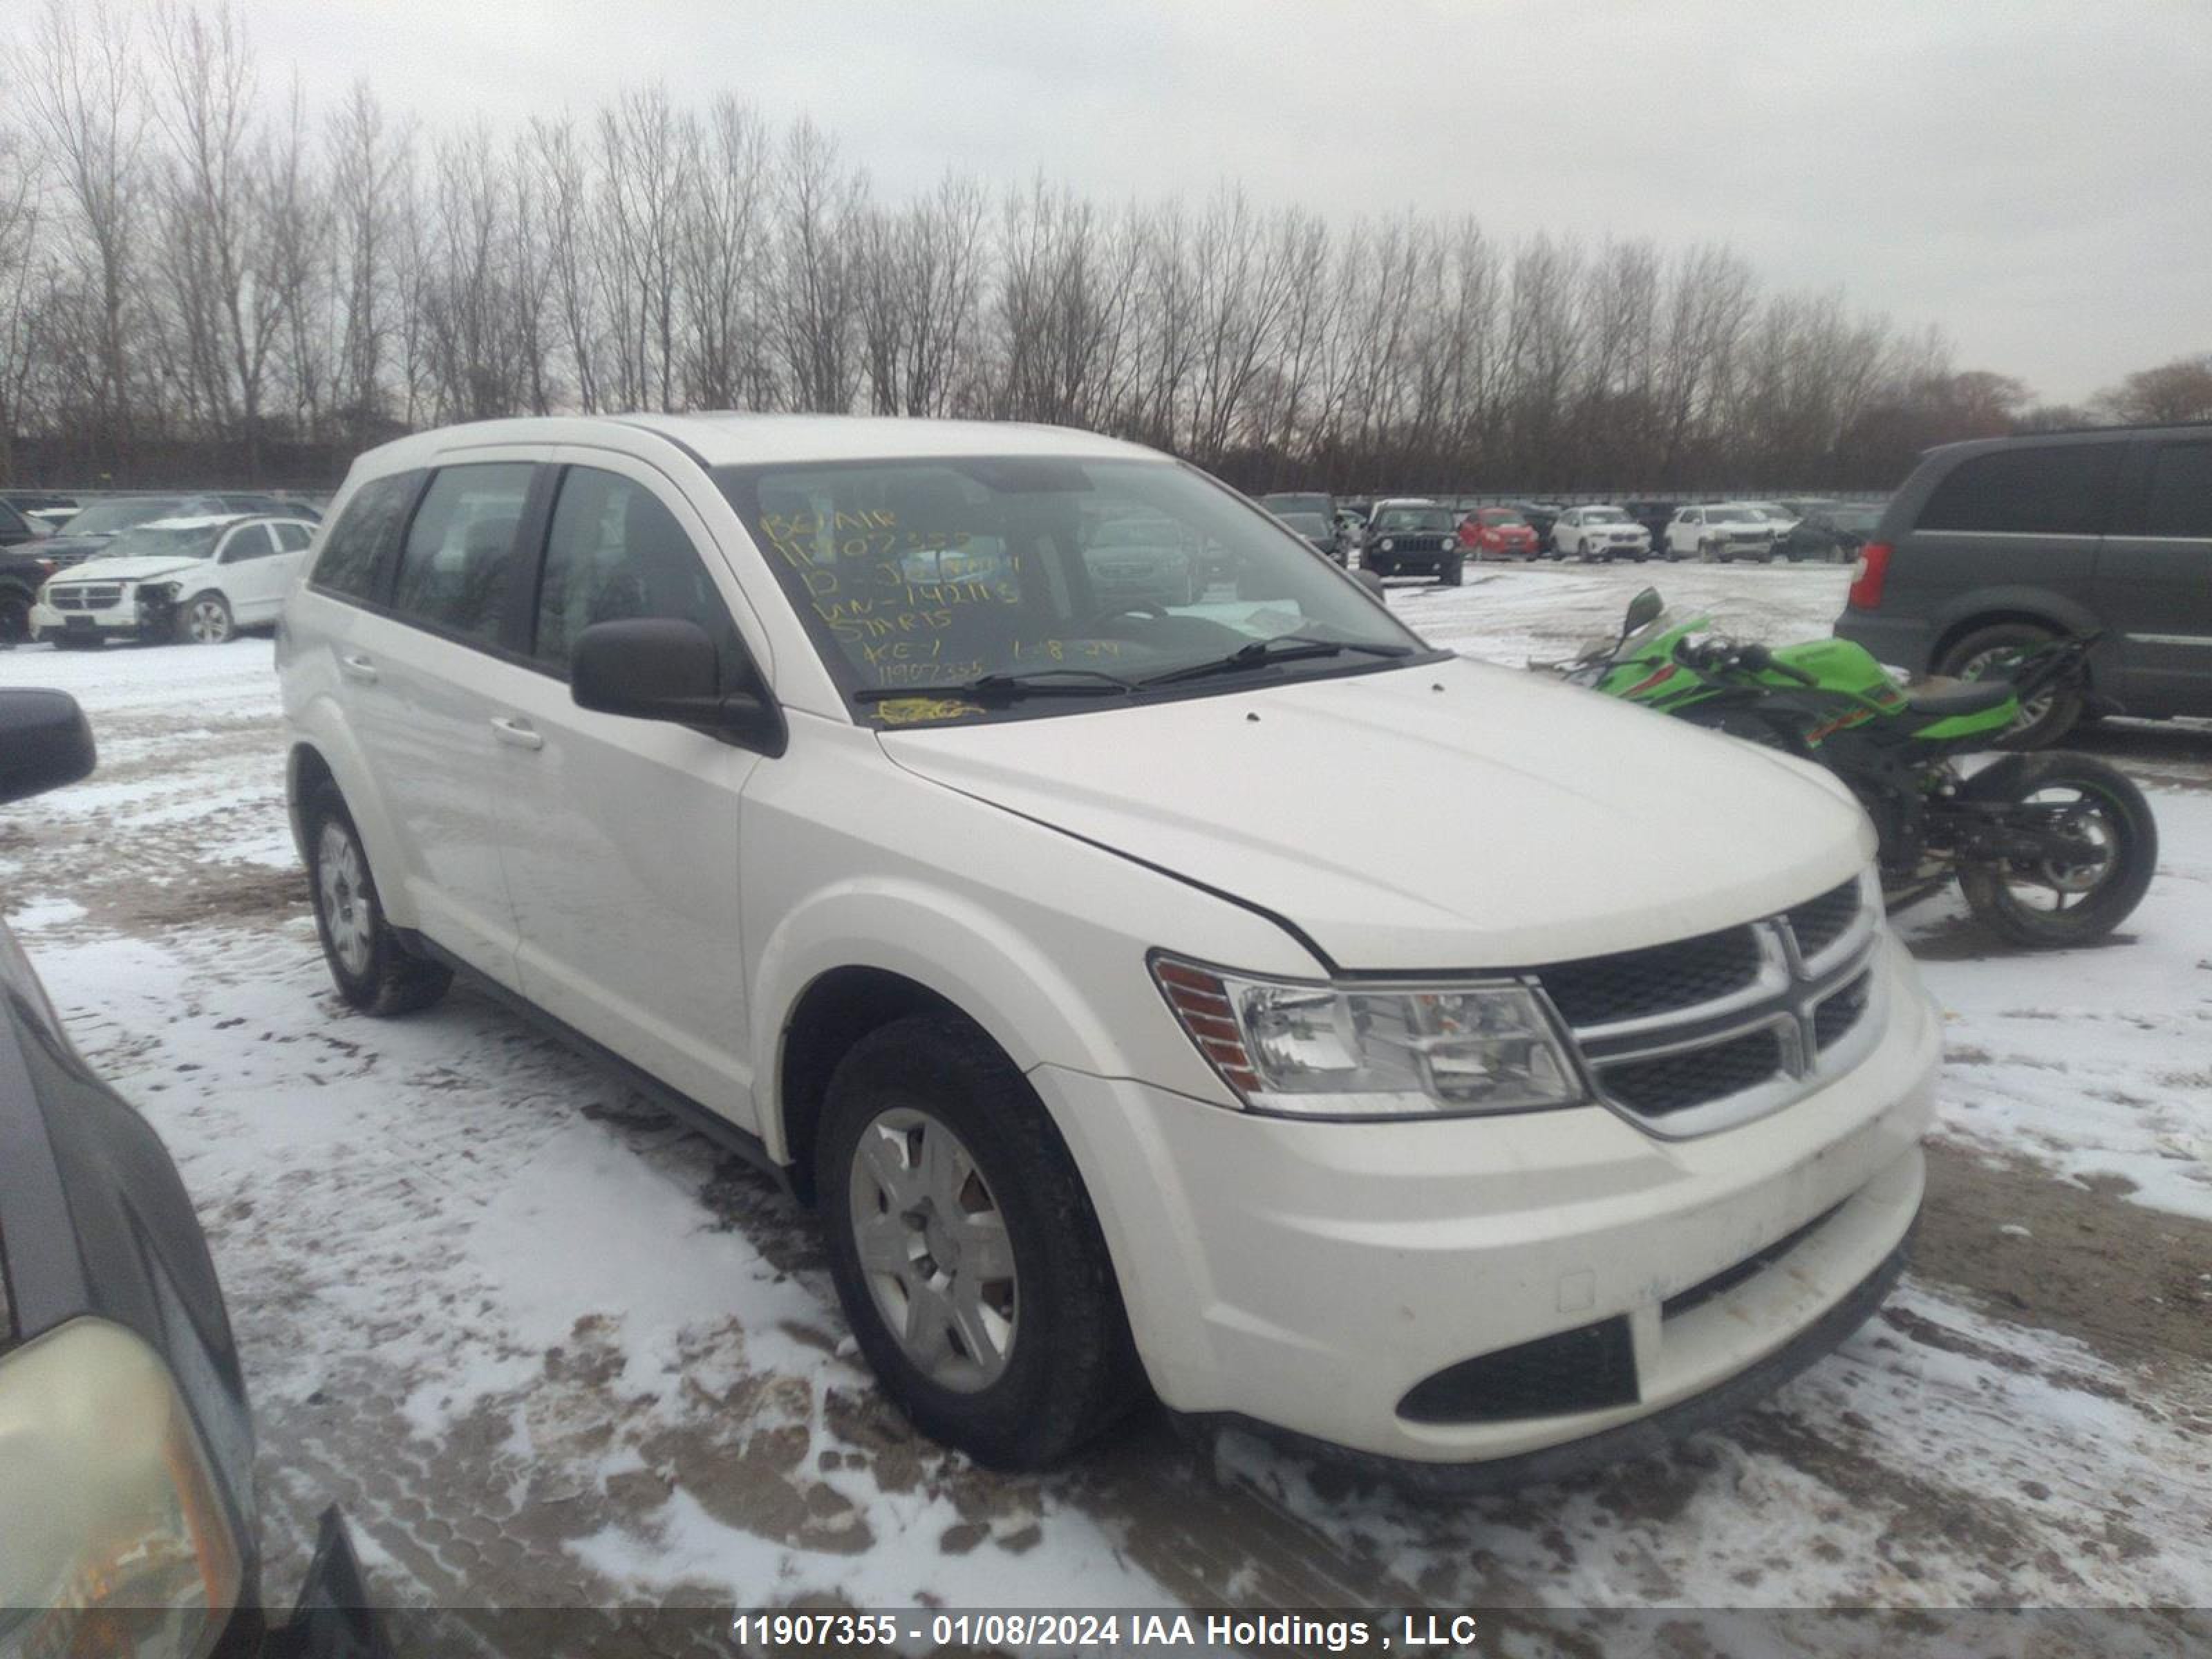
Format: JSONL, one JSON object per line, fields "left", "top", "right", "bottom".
{"left": 1916, "top": 443, "right": 2121, "bottom": 536}
{"left": 532, "top": 467, "right": 742, "bottom": 684}
{"left": 2142, "top": 441, "right": 2212, "bottom": 538}
{"left": 218, "top": 525, "right": 279, "bottom": 563}
{"left": 390, "top": 463, "right": 534, "bottom": 644}
{"left": 310, "top": 472, "right": 420, "bottom": 602}
{"left": 273, "top": 521, "right": 312, "bottom": 552}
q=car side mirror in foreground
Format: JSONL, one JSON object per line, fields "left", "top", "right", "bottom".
{"left": 571, "top": 618, "right": 787, "bottom": 756}
{"left": 0, "top": 688, "right": 96, "bottom": 805}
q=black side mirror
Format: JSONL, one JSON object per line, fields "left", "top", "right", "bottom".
{"left": 0, "top": 689, "right": 97, "bottom": 806}
{"left": 571, "top": 618, "right": 786, "bottom": 756}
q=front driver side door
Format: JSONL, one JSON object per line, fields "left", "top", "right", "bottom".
{"left": 489, "top": 454, "right": 770, "bottom": 1125}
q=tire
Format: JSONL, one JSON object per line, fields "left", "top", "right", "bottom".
{"left": 1699, "top": 540, "right": 1718, "bottom": 564}
{"left": 1936, "top": 622, "right": 2081, "bottom": 749}
{"left": 1956, "top": 753, "right": 2157, "bottom": 948}
{"left": 817, "top": 1015, "right": 1141, "bottom": 1470}
{"left": 0, "top": 590, "right": 30, "bottom": 646}
{"left": 304, "top": 780, "right": 453, "bottom": 1015}
{"left": 178, "top": 590, "right": 235, "bottom": 645}
{"left": 1438, "top": 553, "right": 1465, "bottom": 586}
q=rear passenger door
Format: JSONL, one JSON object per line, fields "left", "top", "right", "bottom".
{"left": 488, "top": 451, "right": 769, "bottom": 1125}
{"left": 344, "top": 457, "right": 543, "bottom": 984}
{"left": 2099, "top": 436, "right": 2212, "bottom": 713}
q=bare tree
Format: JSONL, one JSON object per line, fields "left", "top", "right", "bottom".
{"left": 27, "top": 0, "right": 149, "bottom": 449}
{"left": 774, "top": 118, "right": 865, "bottom": 413}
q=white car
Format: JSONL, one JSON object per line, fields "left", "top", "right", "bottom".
{"left": 1662, "top": 503, "right": 1783, "bottom": 563}
{"left": 278, "top": 415, "right": 1935, "bottom": 1479}
{"left": 1551, "top": 506, "right": 1653, "bottom": 563}
{"left": 32, "top": 514, "right": 318, "bottom": 646}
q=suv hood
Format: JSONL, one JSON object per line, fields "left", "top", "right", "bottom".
{"left": 47, "top": 555, "right": 203, "bottom": 583}
{"left": 879, "top": 656, "right": 1872, "bottom": 971}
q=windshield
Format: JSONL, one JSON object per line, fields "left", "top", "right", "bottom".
{"left": 59, "top": 498, "right": 185, "bottom": 536}
{"left": 1261, "top": 493, "right": 1331, "bottom": 517}
{"left": 1373, "top": 506, "right": 1452, "bottom": 532}
{"left": 1714, "top": 504, "right": 1769, "bottom": 521}
{"left": 1279, "top": 512, "right": 1329, "bottom": 535}
{"left": 1582, "top": 508, "right": 1629, "bottom": 524}
{"left": 1477, "top": 509, "right": 1527, "bottom": 527}
{"left": 715, "top": 458, "right": 1424, "bottom": 724}
{"left": 100, "top": 523, "right": 225, "bottom": 562}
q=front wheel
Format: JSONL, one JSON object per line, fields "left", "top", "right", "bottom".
{"left": 818, "top": 1015, "right": 1141, "bottom": 1469}
{"left": 1956, "top": 753, "right": 2157, "bottom": 948}
{"left": 178, "top": 590, "right": 236, "bottom": 644}
{"left": 0, "top": 592, "right": 30, "bottom": 646}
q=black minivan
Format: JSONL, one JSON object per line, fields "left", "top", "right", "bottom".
{"left": 1835, "top": 424, "right": 2212, "bottom": 746}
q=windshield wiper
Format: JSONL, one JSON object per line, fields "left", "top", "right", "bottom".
{"left": 854, "top": 666, "right": 1137, "bottom": 704}
{"left": 1138, "top": 634, "right": 1414, "bottom": 689}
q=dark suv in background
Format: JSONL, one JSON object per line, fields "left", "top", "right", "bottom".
{"left": 1835, "top": 424, "right": 2212, "bottom": 747}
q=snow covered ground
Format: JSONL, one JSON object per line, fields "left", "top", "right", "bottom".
{"left": 1, "top": 563, "right": 2207, "bottom": 1644}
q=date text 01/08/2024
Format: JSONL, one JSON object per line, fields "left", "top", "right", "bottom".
{"left": 725, "top": 1611, "right": 1484, "bottom": 1652}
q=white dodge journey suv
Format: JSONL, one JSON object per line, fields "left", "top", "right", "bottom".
{"left": 279, "top": 415, "right": 1937, "bottom": 1479}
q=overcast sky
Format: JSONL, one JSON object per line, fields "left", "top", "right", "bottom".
{"left": 236, "top": 0, "right": 2206, "bottom": 405}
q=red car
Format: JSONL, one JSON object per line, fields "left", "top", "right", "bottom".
{"left": 1459, "top": 507, "right": 1541, "bottom": 560}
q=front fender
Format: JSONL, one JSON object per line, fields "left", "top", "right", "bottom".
{"left": 285, "top": 702, "right": 420, "bottom": 931}
{"left": 749, "top": 879, "right": 1173, "bottom": 1164}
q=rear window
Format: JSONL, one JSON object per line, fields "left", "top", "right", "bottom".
{"left": 2141, "top": 440, "right": 2212, "bottom": 538}
{"left": 1915, "top": 443, "right": 2121, "bottom": 536}
{"left": 310, "top": 472, "right": 422, "bottom": 601}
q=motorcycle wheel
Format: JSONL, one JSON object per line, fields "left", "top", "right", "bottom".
{"left": 1956, "top": 753, "right": 2157, "bottom": 948}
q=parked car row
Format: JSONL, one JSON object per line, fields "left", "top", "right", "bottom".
{"left": 1261, "top": 490, "right": 1884, "bottom": 570}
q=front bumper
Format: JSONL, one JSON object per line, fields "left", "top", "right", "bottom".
{"left": 1038, "top": 932, "right": 1937, "bottom": 1468}
{"left": 29, "top": 598, "right": 155, "bottom": 641}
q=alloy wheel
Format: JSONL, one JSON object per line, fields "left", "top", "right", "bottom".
{"left": 186, "top": 597, "right": 232, "bottom": 644}
{"left": 847, "top": 1105, "right": 1018, "bottom": 1393}
{"left": 316, "top": 821, "right": 375, "bottom": 977}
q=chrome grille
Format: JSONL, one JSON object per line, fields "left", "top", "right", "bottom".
{"left": 49, "top": 584, "right": 124, "bottom": 612}
{"left": 1533, "top": 869, "right": 1883, "bottom": 1136}
{"left": 1787, "top": 879, "right": 1859, "bottom": 962}
{"left": 1602, "top": 1028, "right": 1786, "bottom": 1117}
{"left": 1535, "top": 926, "right": 1763, "bottom": 1027}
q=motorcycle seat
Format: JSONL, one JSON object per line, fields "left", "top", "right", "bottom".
{"left": 1906, "top": 678, "right": 2016, "bottom": 718}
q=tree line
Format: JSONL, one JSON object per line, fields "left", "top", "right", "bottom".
{"left": 2, "top": 3, "right": 2204, "bottom": 498}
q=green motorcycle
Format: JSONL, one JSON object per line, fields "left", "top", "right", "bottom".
{"left": 1555, "top": 590, "right": 2158, "bottom": 948}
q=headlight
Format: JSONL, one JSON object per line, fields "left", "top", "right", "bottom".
{"left": 1151, "top": 955, "right": 1584, "bottom": 1118}
{"left": 1378, "top": 538, "right": 1394, "bottom": 552}
{"left": 0, "top": 1320, "right": 243, "bottom": 1656}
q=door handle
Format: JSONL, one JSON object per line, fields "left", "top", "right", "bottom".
{"left": 339, "top": 653, "right": 377, "bottom": 684}
{"left": 489, "top": 715, "right": 543, "bottom": 751}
